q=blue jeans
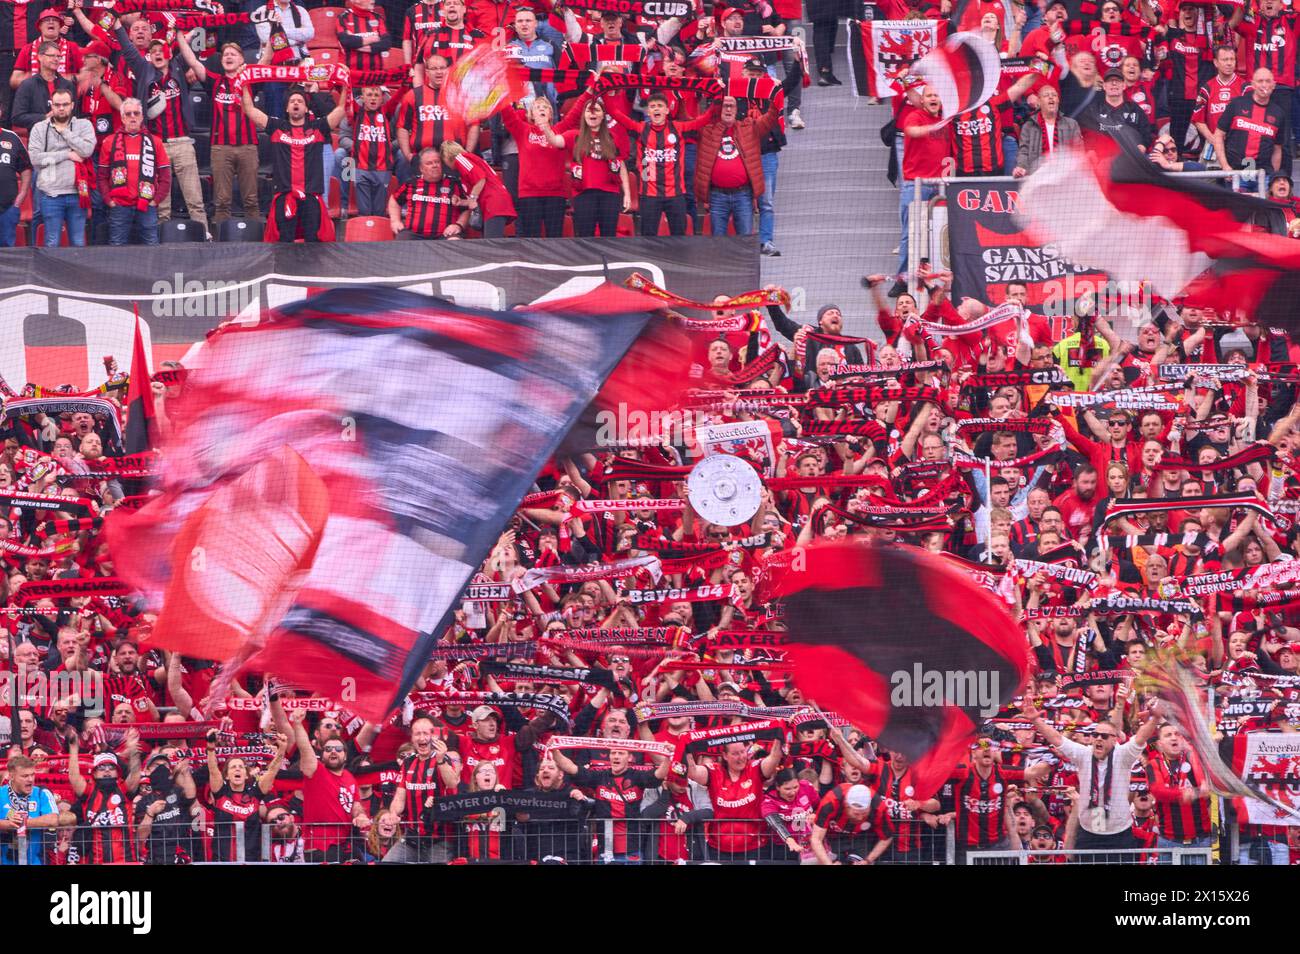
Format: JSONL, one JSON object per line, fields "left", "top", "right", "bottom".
{"left": 1003, "top": 133, "right": 1018, "bottom": 175}
{"left": 1156, "top": 833, "right": 1212, "bottom": 865}
{"left": 684, "top": 141, "right": 698, "bottom": 221}
{"left": 1022, "top": 1, "right": 1044, "bottom": 33}
{"left": 897, "top": 180, "right": 939, "bottom": 278}
{"left": 107, "top": 203, "right": 159, "bottom": 246}
{"left": 1238, "top": 838, "right": 1289, "bottom": 865}
{"left": 710, "top": 187, "right": 754, "bottom": 236}
{"left": 0, "top": 203, "right": 19, "bottom": 246}
{"left": 758, "top": 151, "right": 778, "bottom": 244}
{"left": 38, "top": 192, "right": 86, "bottom": 247}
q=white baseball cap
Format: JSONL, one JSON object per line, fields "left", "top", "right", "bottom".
{"left": 845, "top": 784, "right": 873, "bottom": 810}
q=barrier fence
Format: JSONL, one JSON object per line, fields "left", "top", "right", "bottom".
{"left": 8, "top": 818, "right": 1286, "bottom": 865}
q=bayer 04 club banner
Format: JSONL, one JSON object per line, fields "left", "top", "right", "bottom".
{"left": 0, "top": 237, "right": 757, "bottom": 395}
{"left": 945, "top": 178, "right": 1110, "bottom": 341}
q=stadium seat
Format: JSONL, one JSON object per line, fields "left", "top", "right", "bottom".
{"left": 190, "top": 90, "right": 212, "bottom": 131}
{"left": 216, "top": 218, "right": 263, "bottom": 242}
{"left": 379, "top": 47, "right": 406, "bottom": 70}
{"left": 192, "top": 131, "right": 211, "bottom": 174}
{"left": 160, "top": 219, "right": 208, "bottom": 242}
{"left": 308, "top": 7, "right": 343, "bottom": 50}
{"left": 312, "top": 48, "right": 340, "bottom": 68}
{"left": 326, "top": 178, "right": 341, "bottom": 220}
{"left": 343, "top": 216, "right": 394, "bottom": 242}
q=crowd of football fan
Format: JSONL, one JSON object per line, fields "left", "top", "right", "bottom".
{"left": 0, "top": 0, "right": 825, "bottom": 249}
{"left": 2, "top": 264, "right": 1300, "bottom": 864}
{"left": 889, "top": 0, "right": 1300, "bottom": 295}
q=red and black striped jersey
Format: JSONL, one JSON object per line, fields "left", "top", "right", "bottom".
{"left": 396, "top": 175, "right": 460, "bottom": 236}
{"left": 353, "top": 106, "right": 394, "bottom": 171}
{"left": 0, "top": 0, "right": 42, "bottom": 56}
{"left": 266, "top": 116, "right": 330, "bottom": 195}
{"left": 396, "top": 83, "right": 467, "bottom": 153}
{"left": 868, "top": 759, "right": 924, "bottom": 853}
{"left": 403, "top": 0, "right": 442, "bottom": 47}
{"left": 398, "top": 752, "right": 453, "bottom": 837}
{"left": 148, "top": 72, "right": 189, "bottom": 140}
{"left": 339, "top": 7, "right": 390, "bottom": 72}
{"left": 1234, "top": 14, "right": 1300, "bottom": 87}
{"left": 950, "top": 762, "right": 1026, "bottom": 847}
{"left": 1146, "top": 751, "right": 1212, "bottom": 842}
{"left": 814, "top": 782, "right": 893, "bottom": 838}
{"left": 206, "top": 70, "right": 258, "bottom": 146}
{"left": 74, "top": 782, "right": 136, "bottom": 864}
{"left": 80, "top": 69, "right": 131, "bottom": 145}
{"left": 415, "top": 23, "right": 484, "bottom": 66}
{"left": 953, "top": 98, "right": 1004, "bottom": 176}
{"left": 102, "top": 671, "right": 153, "bottom": 715}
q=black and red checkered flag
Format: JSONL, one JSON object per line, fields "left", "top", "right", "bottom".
{"left": 912, "top": 31, "right": 1001, "bottom": 120}
{"left": 772, "top": 543, "right": 1030, "bottom": 800}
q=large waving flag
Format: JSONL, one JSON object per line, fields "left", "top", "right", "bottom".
{"left": 1018, "top": 128, "right": 1296, "bottom": 325}
{"left": 912, "top": 31, "right": 1001, "bottom": 120}
{"left": 106, "top": 286, "right": 677, "bottom": 720}
{"left": 846, "top": 18, "right": 943, "bottom": 99}
{"left": 444, "top": 45, "right": 528, "bottom": 125}
{"left": 771, "top": 543, "right": 1030, "bottom": 800}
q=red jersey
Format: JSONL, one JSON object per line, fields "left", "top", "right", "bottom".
{"left": 602, "top": 98, "right": 716, "bottom": 199}
{"left": 500, "top": 106, "right": 567, "bottom": 198}
{"left": 451, "top": 149, "right": 515, "bottom": 220}
{"left": 338, "top": 6, "right": 389, "bottom": 72}
{"left": 705, "top": 761, "right": 767, "bottom": 853}
{"left": 1192, "top": 73, "right": 1249, "bottom": 133}
{"left": 352, "top": 106, "right": 393, "bottom": 172}
{"left": 900, "top": 104, "right": 953, "bottom": 179}
{"left": 1146, "top": 749, "right": 1212, "bottom": 842}
{"left": 950, "top": 762, "right": 1027, "bottom": 847}
{"left": 301, "top": 766, "right": 359, "bottom": 851}
{"left": 1234, "top": 14, "right": 1300, "bottom": 87}
{"left": 458, "top": 731, "right": 519, "bottom": 788}
{"left": 396, "top": 83, "right": 468, "bottom": 154}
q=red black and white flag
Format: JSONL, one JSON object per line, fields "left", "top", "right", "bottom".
{"left": 1018, "top": 128, "right": 1295, "bottom": 328}
{"left": 846, "top": 18, "right": 943, "bottom": 98}
{"left": 106, "top": 285, "right": 674, "bottom": 721}
{"left": 771, "top": 543, "right": 1029, "bottom": 800}
{"left": 912, "top": 31, "right": 1001, "bottom": 119}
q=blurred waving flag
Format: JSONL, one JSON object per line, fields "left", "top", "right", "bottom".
{"left": 912, "top": 31, "right": 1002, "bottom": 120}
{"left": 772, "top": 543, "right": 1030, "bottom": 800}
{"left": 1018, "top": 128, "right": 1297, "bottom": 327}
{"left": 107, "top": 285, "right": 678, "bottom": 720}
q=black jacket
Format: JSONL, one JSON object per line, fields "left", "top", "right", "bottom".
{"left": 11, "top": 74, "right": 76, "bottom": 131}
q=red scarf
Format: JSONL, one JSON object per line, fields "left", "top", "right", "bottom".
{"left": 107, "top": 130, "right": 158, "bottom": 211}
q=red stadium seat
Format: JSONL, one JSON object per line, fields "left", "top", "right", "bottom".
{"left": 308, "top": 7, "right": 343, "bottom": 50}
{"left": 312, "top": 49, "right": 340, "bottom": 67}
{"left": 379, "top": 47, "right": 407, "bottom": 69}
{"left": 326, "top": 178, "right": 341, "bottom": 220}
{"left": 344, "top": 216, "right": 394, "bottom": 241}
{"left": 616, "top": 212, "right": 635, "bottom": 236}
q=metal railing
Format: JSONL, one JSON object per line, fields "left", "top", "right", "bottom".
{"left": 9, "top": 820, "right": 1265, "bottom": 865}
{"left": 969, "top": 847, "right": 1213, "bottom": 865}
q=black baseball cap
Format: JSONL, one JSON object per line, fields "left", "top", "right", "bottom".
{"left": 1103, "top": 66, "right": 1124, "bottom": 81}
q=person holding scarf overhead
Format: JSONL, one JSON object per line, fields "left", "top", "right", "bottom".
{"left": 97, "top": 96, "right": 171, "bottom": 245}
{"left": 1021, "top": 699, "right": 1158, "bottom": 854}
{"left": 242, "top": 81, "right": 347, "bottom": 242}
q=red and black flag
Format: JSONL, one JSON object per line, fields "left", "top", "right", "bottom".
{"left": 912, "top": 31, "right": 1001, "bottom": 120}
{"left": 1018, "top": 128, "right": 1295, "bottom": 327}
{"left": 771, "top": 543, "right": 1029, "bottom": 800}
{"left": 107, "top": 285, "right": 673, "bottom": 721}
{"left": 124, "top": 313, "right": 157, "bottom": 454}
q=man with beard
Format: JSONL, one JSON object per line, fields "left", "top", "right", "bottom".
{"left": 383, "top": 714, "right": 461, "bottom": 863}
{"left": 134, "top": 750, "right": 201, "bottom": 864}
{"left": 101, "top": 638, "right": 160, "bottom": 720}
{"left": 1051, "top": 464, "right": 1100, "bottom": 540}
{"left": 1146, "top": 723, "right": 1213, "bottom": 860}
{"left": 514, "top": 757, "right": 594, "bottom": 863}
{"left": 67, "top": 727, "right": 141, "bottom": 863}
{"left": 290, "top": 709, "right": 372, "bottom": 862}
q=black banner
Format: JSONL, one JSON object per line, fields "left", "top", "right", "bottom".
{"left": 0, "top": 239, "right": 756, "bottom": 394}
{"left": 431, "top": 789, "right": 577, "bottom": 820}
{"left": 946, "top": 179, "right": 1108, "bottom": 341}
